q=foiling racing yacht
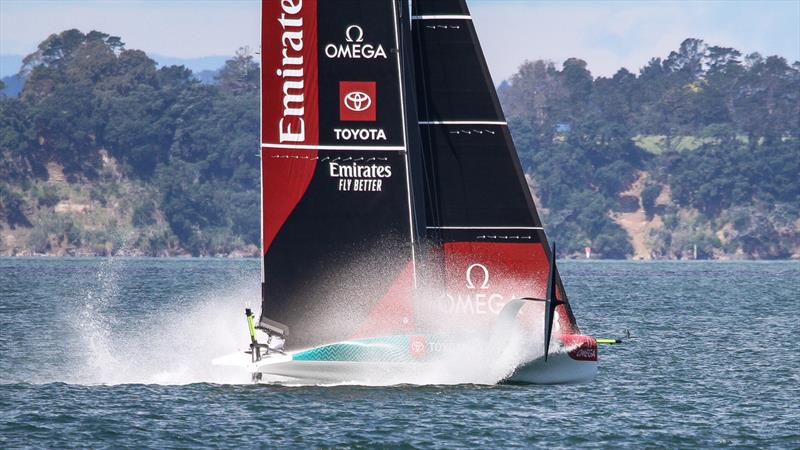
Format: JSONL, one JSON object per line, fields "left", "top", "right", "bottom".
{"left": 214, "top": 0, "right": 609, "bottom": 384}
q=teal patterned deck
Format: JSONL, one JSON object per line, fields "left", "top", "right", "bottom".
{"left": 292, "top": 336, "right": 421, "bottom": 362}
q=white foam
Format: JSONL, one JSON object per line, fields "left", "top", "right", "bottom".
{"left": 67, "top": 258, "right": 253, "bottom": 385}
{"left": 67, "top": 258, "right": 560, "bottom": 386}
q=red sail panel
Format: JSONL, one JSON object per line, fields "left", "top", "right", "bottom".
{"left": 261, "top": 0, "right": 319, "bottom": 255}
{"left": 440, "top": 242, "right": 576, "bottom": 334}
{"left": 260, "top": 150, "right": 317, "bottom": 255}
{"left": 348, "top": 261, "right": 416, "bottom": 340}
{"left": 261, "top": 0, "right": 318, "bottom": 146}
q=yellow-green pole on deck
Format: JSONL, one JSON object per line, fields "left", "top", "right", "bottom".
{"left": 245, "top": 308, "right": 257, "bottom": 344}
{"left": 245, "top": 308, "right": 261, "bottom": 361}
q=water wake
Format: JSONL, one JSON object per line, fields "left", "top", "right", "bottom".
{"left": 68, "top": 258, "right": 253, "bottom": 385}
{"left": 67, "top": 258, "right": 554, "bottom": 386}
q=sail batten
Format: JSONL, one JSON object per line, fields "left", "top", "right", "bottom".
{"left": 419, "top": 121, "right": 507, "bottom": 125}
{"left": 411, "top": 15, "right": 472, "bottom": 20}
{"left": 261, "top": 143, "right": 407, "bottom": 151}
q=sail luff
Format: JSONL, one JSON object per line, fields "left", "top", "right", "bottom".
{"left": 259, "top": 1, "right": 265, "bottom": 304}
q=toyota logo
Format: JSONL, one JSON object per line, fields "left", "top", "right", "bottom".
{"left": 344, "top": 91, "right": 372, "bottom": 112}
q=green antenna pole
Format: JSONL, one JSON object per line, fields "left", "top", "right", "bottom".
{"left": 245, "top": 308, "right": 260, "bottom": 361}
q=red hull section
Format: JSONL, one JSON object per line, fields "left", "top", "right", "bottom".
{"left": 562, "top": 334, "right": 598, "bottom": 362}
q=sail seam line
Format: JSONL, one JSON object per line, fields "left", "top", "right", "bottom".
{"left": 411, "top": 15, "right": 472, "bottom": 20}
{"left": 427, "top": 226, "right": 544, "bottom": 230}
{"left": 262, "top": 143, "right": 406, "bottom": 151}
{"left": 418, "top": 121, "right": 507, "bottom": 125}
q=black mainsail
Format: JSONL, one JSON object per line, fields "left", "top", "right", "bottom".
{"left": 258, "top": 0, "right": 581, "bottom": 349}
{"left": 260, "top": 0, "right": 418, "bottom": 348}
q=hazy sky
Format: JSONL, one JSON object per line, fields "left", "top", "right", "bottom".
{"left": 1, "top": 0, "right": 798, "bottom": 80}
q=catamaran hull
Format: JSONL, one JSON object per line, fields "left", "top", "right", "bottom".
{"left": 237, "top": 342, "right": 598, "bottom": 385}
{"left": 245, "top": 351, "right": 596, "bottom": 385}
{"left": 505, "top": 353, "right": 597, "bottom": 384}
{"left": 214, "top": 334, "right": 598, "bottom": 385}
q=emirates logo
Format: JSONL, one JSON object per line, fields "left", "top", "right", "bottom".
{"left": 344, "top": 91, "right": 372, "bottom": 112}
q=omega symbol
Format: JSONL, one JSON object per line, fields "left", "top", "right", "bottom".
{"left": 465, "top": 263, "right": 490, "bottom": 290}
{"left": 345, "top": 25, "right": 364, "bottom": 43}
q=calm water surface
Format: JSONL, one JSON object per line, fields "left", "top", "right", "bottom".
{"left": 0, "top": 258, "right": 798, "bottom": 448}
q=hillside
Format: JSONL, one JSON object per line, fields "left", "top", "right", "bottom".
{"left": 0, "top": 30, "right": 260, "bottom": 256}
{"left": 499, "top": 40, "right": 799, "bottom": 259}
{"left": 0, "top": 31, "right": 798, "bottom": 258}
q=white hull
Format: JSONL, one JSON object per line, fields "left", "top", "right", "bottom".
{"left": 506, "top": 352, "right": 597, "bottom": 384}
{"left": 253, "top": 354, "right": 596, "bottom": 385}
{"left": 214, "top": 343, "right": 597, "bottom": 385}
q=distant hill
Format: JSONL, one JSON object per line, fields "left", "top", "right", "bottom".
{"left": 193, "top": 69, "right": 220, "bottom": 84}
{"left": 498, "top": 39, "right": 799, "bottom": 259}
{"left": 0, "top": 31, "right": 797, "bottom": 258}
{"left": 0, "top": 74, "right": 23, "bottom": 97}
{"left": 0, "top": 54, "right": 24, "bottom": 78}
{"left": 149, "top": 54, "right": 230, "bottom": 74}
{"left": 0, "top": 53, "right": 229, "bottom": 93}
{"left": 0, "top": 55, "right": 25, "bottom": 96}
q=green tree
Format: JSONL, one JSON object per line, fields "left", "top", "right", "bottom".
{"left": 216, "top": 47, "right": 259, "bottom": 95}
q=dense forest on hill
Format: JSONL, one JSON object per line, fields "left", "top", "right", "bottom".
{"left": 499, "top": 38, "right": 799, "bottom": 259}
{"left": 0, "top": 30, "right": 260, "bottom": 256}
{"left": 0, "top": 31, "right": 797, "bottom": 258}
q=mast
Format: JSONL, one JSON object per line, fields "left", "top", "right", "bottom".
{"left": 398, "top": 0, "right": 429, "bottom": 284}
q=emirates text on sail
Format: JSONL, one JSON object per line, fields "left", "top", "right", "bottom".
{"left": 329, "top": 162, "right": 392, "bottom": 192}
{"left": 278, "top": 0, "right": 305, "bottom": 143}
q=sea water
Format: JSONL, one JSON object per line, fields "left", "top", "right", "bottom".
{"left": 0, "top": 258, "right": 797, "bottom": 448}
